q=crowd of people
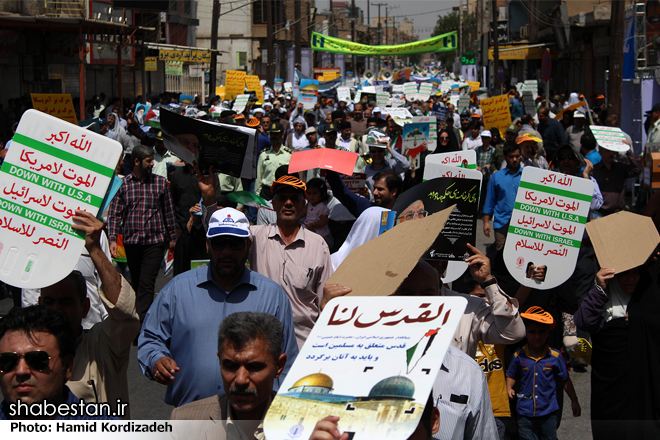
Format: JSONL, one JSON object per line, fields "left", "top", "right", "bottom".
{"left": 1, "top": 74, "right": 659, "bottom": 440}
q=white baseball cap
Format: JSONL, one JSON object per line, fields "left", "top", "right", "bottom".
{"left": 207, "top": 208, "right": 251, "bottom": 239}
{"left": 480, "top": 130, "right": 492, "bottom": 137}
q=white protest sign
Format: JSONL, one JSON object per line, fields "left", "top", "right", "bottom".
{"left": 0, "top": 110, "right": 122, "bottom": 288}
{"left": 524, "top": 79, "right": 538, "bottom": 96}
{"left": 354, "top": 90, "right": 362, "bottom": 104}
{"left": 362, "top": 86, "right": 376, "bottom": 94}
{"left": 392, "top": 84, "right": 405, "bottom": 94}
{"left": 232, "top": 94, "right": 250, "bottom": 113}
{"left": 522, "top": 91, "right": 536, "bottom": 116}
{"left": 449, "top": 95, "right": 460, "bottom": 108}
{"left": 404, "top": 82, "right": 418, "bottom": 99}
{"left": 387, "top": 108, "right": 414, "bottom": 126}
{"left": 418, "top": 83, "right": 434, "bottom": 101}
{"left": 374, "top": 84, "right": 384, "bottom": 94}
{"left": 590, "top": 126, "right": 630, "bottom": 152}
{"left": 284, "top": 82, "right": 293, "bottom": 92}
{"left": 264, "top": 296, "right": 467, "bottom": 440}
{"left": 503, "top": 167, "right": 594, "bottom": 289}
{"left": 377, "top": 93, "right": 390, "bottom": 108}
{"left": 389, "top": 98, "right": 406, "bottom": 108}
{"left": 337, "top": 86, "right": 351, "bottom": 104}
{"left": 424, "top": 151, "right": 477, "bottom": 172}
{"left": 414, "top": 115, "right": 437, "bottom": 152}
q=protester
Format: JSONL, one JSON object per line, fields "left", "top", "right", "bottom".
{"left": 304, "top": 178, "right": 333, "bottom": 248}
{"left": 592, "top": 144, "right": 642, "bottom": 215}
{"left": 537, "top": 107, "right": 567, "bottom": 159}
{"left": 360, "top": 140, "right": 410, "bottom": 193}
{"left": 255, "top": 122, "right": 292, "bottom": 199}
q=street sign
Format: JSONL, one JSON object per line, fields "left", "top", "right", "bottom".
{"left": 497, "top": 66, "right": 505, "bottom": 83}
{"left": 542, "top": 50, "right": 552, "bottom": 82}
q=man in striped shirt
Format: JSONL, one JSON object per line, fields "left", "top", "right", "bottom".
{"left": 107, "top": 144, "right": 177, "bottom": 323}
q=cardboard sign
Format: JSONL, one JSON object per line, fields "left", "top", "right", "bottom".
{"left": 503, "top": 167, "right": 594, "bottom": 289}
{"left": 264, "top": 295, "right": 467, "bottom": 440}
{"left": 424, "top": 151, "right": 478, "bottom": 174}
{"left": 245, "top": 75, "right": 264, "bottom": 104}
{"left": 481, "top": 95, "right": 512, "bottom": 136}
{"left": 288, "top": 149, "right": 358, "bottom": 176}
{"left": 224, "top": 70, "right": 246, "bottom": 100}
{"left": 232, "top": 94, "right": 250, "bottom": 113}
{"left": 590, "top": 126, "right": 630, "bottom": 152}
{"left": 393, "top": 177, "right": 480, "bottom": 261}
{"left": 160, "top": 109, "right": 256, "bottom": 178}
{"left": 586, "top": 211, "right": 660, "bottom": 274}
{"left": 328, "top": 206, "right": 453, "bottom": 296}
{"left": 337, "top": 86, "right": 351, "bottom": 103}
{"left": 0, "top": 110, "right": 122, "bottom": 288}
{"left": 30, "top": 94, "right": 78, "bottom": 125}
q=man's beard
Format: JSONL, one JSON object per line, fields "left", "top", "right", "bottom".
{"left": 212, "top": 253, "right": 246, "bottom": 277}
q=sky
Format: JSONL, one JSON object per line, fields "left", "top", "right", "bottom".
{"left": 351, "top": 0, "right": 461, "bottom": 39}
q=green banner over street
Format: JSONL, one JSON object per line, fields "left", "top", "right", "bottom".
{"left": 311, "top": 31, "right": 457, "bottom": 55}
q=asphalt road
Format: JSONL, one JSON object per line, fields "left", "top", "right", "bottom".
{"left": 0, "top": 218, "right": 594, "bottom": 438}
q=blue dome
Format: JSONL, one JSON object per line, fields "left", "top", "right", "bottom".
{"left": 367, "top": 376, "right": 415, "bottom": 400}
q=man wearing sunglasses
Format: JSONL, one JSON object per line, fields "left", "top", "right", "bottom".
{"left": 138, "top": 207, "right": 298, "bottom": 408}
{"left": 0, "top": 306, "right": 117, "bottom": 420}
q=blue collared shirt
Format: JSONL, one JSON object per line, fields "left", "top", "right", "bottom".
{"left": 506, "top": 345, "right": 568, "bottom": 417}
{"left": 482, "top": 166, "right": 523, "bottom": 229}
{"left": 137, "top": 266, "right": 299, "bottom": 407}
{"left": 0, "top": 386, "right": 119, "bottom": 420}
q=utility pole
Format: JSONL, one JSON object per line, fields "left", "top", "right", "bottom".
{"left": 209, "top": 0, "right": 220, "bottom": 99}
{"left": 372, "top": 2, "right": 386, "bottom": 69}
{"left": 608, "top": 0, "right": 624, "bottom": 119}
{"left": 266, "top": 0, "right": 274, "bottom": 85}
{"left": 351, "top": 0, "right": 356, "bottom": 73}
{"left": 295, "top": 0, "right": 301, "bottom": 70}
{"left": 492, "top": 0, "right": 499, "bottom": 93}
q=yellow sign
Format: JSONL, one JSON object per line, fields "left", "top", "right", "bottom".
{"left": 225, "top": 70, "right": 246, "bottom": 100}
{"left": 467, "top": 81, "right": 480, "bottom": 93}
{"left": 555, "top": 101, "right": 588, "bottom": 120}
{"left": 216, "top": 86, "right": 226, "bottom": 101}
{"left": 159, "top": 49, "right": 211, "bottom": 63}
{"left": 488, "top": 45, "right": 555, "bottom": 61}
{"left": 245, "top": 75, "right": 264, "bottom": 104}
{"left": 481, "top": 95, "right": 511, "bottom": 135}
{"left": 145, "top": 57, "right": 158, "bottom": 71}
{"left": 321, "top": 72, "right": 340, "bottom": 81}
{"left": 30, "top": 93, "right": 78, "bottom": 125}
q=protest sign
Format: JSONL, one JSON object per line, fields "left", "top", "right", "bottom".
{"left": 590, "top": 126, "right": 630, "bottom": 152}
{"left": 224, "top": 70, "right": 246, "bottom": 100}
{"left": 467, "top": 81, "right": 480, "bottom": 92}
{"left": 414, "top": 115, "right": 437, "bottom": 152}
{"left": 30, "top": 94, "right": 78, "bottom": 125}
{"left": 373, "top": 80, "right": 391, "bottom": 92}
{"left": 457, "top": 96, "right": 470, "bottom": 114}
{"left": 284, "top": 81, "right": 293, "bottom": 92}
{"left": 215, "top": 86, "right": 226, "bottom": 101}
{"left": 424, "top": 151, "right": 477, "bottom": 173}
{"left": 503, "top": 167, "right": 594, "bottom": 289}
{"left": 160, "top": 109, "right": 256, "bottom": 178}
{"left": 0, "top": 110, "right": 122, "bottom": 288}
{"left": 377, "top": 93, "right": 390, "bottom": 108}
{"left": 232, "top": 94, "right": 250, "bottom": 113}
{"left": 288, "top": 149, "right": 358, "bottom": 176}
{"left": 432, "top": 107, "right": 447, "bottom": 122}
{"left": 522, "top": 91, "right": 536, "bottom": 116}
{"left": 404, "top": 82, "right": 418, "bottom": 99}
{"left": 586, "top": 211, "right": 660, "bottom": 275}
{"left": 524, "top": 79, "right": 538, "bottom": 96}
{"left": 481, "top": 94, "right": 512, "bottom": 135}
{"left": 392, "top": 84, "right": 405, "bottom": 94}
{"left": 390, "top": 98, "right": 406, "bottom": 108}
{"left": 394, "top": 177, "right": 480, "bottom": 261}
{"left": 274, "top": 78, "right": 283, "bottom": 93}
{"left": 354, "top": 90, "right": 362, "bottom": 104}
{"left": 320, "top": 170, "right": 367, "bottom": 195}
{"left": 379, "top": 210, "right": 396, "bottom": 234}
{"left": 402, "top": 116, "right": 437, "bottom": 167}
{"left": 337, "top": 86, "right": 351, "bottom": 103}
{"left": 264, "top": 295, "right": 466, "bottom": 440}
{"left": 554, "top": 101, "right": 587, "bottom": 120}
{"left": 245, "top": 75, "right": 264, "bottom": 103}
{"left": 300, "top": 79, "right": 319, "bottom": 110}
{"left": 361, "top": 86, "right": 376, "bottom": 94}
{"left": 387, "top": 108, "right": 414, "bottom": 126}
{"left": 418, "top": 83, "right": 434, "bottom": 101}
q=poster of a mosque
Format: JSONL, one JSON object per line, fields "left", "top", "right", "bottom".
{"left": 264, "top": 296, "right": 467, "bottom": 440}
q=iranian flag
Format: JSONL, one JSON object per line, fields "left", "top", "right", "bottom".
{"left": 226, "top": 191, "right": 269, "bottom": 208}
{"left": 406, "top": 328, "right": 440, "bottom": 374}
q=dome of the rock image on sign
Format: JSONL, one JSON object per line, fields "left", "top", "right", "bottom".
{"left": 367, "top": 376, "right": 415, "bottom": 400}
{"left": 288, "top": 373, "right": 334, "bottom": 393}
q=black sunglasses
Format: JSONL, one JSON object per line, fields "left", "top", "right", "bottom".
{"left": 0, "top": 351, "right": 52, "bottom": 373}
{"left": 210, "top": 237, "right": 248, "bottom": 251}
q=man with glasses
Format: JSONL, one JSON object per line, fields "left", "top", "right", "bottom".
{"left": 137, "top": 207, "right": 298, "bottom": 407}
{"left": 255, "top": 122, "right": 292, "bottom": 200}
{"left": 0, "top": 306, "right": 117, "bottom": 419}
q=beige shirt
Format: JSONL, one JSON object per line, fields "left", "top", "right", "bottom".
{"left": 441, "top": 283, "right": 525, "bottom": 357}
{"left": 67, "top": 277, "right": 141, "bottom": 418}
{"left": 249, "top": 224, "right": 333, "bottom": 347}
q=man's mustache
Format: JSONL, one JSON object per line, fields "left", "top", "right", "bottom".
{"left": 229, "top": 386, "right": 257, "bottom": 396}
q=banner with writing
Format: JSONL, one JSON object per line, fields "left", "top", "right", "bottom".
{"left": 503, "top": 167, "right": 594, "bottom": 289}
{"left": 0, "top": 110, "right": 122, "bottom": 288}
{"left": 224, "top": 70, "right": 246, "bottom": 100}
{"left": 264, "top": 296, "right": 466, "bottom": 440}
{"left": 245, "top": 75, "right": 264, "bottom": 104}
{"left": 232, "top": 95, "right": 250, "bottom": 113}
{"left": 424, "top": 151, "right": 477, "bottom": 174}
{"left": 160, "top": 109, "right": 256, "bottom": 179}
{"left": 481, "top": 95, "right": 512, "bottom": 135}
{"left": 311, "top": 31, "right": 457, "bottom": 55}
{"left": 159, "top": 49, "right": 211, "bottom": 63}
{"left": 393, "top": 176, "right": 480, "bottom": 261}
{"left": 337, "top": 86, "right": 351, "bottom": 103}
{"left": 30, "top": 94, "right": 78, "bottom": 125}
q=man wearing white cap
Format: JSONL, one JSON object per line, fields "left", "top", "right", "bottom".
{"left": 137, "top": 208, "right": 298, "bottom": 407}
{"left": 566, "top": 111, "right": 586, "bottom": 155}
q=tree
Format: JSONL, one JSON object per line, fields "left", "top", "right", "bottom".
{"left": 431, "top": 11, "right": 475, "bottom": 69}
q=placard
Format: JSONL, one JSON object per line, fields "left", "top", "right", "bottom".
{"left": 337, "top": 86, "right": 351, "bottom": 103}
{"left": 393, "top": 177, "right": 480, "bottom": 261}
{"left": 503, "top": 167, "right": 594, "bottom": 289}
{"left": 288, "top": 149, "right": 358, "bottom": 176}
{"left": 457, "top": 96, "right": 470, "bottom": 114}
{"left": 245, "top": 75, "right": 264, "bottom": 104}
{"left": 300, "top": 79, "right": 319, "bottom": 110}
{"left": 232, "top": 94, "right": 250, "bottom": 113}
{"left": 386, "top": 108, "right": 414, "bottom": 126}
{"left": 0, "top": 110, "right": 122, "bottom": 288}
{"left": 274, "top": 78, "right": 284, "bottom": 93}
{"left": 402, "top": 116, "right": 437, "bottom": 167}
{"left": 160, "top": 109, "right": 256, "bottom": 179}
{"left": 264, "top": 296, "right": 467, "bottom": 440}
{"left": 590, "top": 126, "right": 630, "bottom": 152}
{"left": 376, "top": 93, "right": 390, "bottom": 108}
{"left": 522, "top": 91, "right": 536, "bottom": 116}
{"left": 404, "top": 82, "right": 418, "bottom": 99}
{"left": 481, "top": 94, "right": 512, "bottom": 136}
{"left": 424, "top": 151, "right": 477, "bottom": 173}
{"left": 418, "top": 83, "right": 434, "bottom": 101}
{"left": 30, "top": 94, "right": 78, "bottom": 125}
{"left": 144, "top": 56, "right": 158, "bottom": 71}
{"left": 224, "top": 70, "right": 246, "bottom": 100}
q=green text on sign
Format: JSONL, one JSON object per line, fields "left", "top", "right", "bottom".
{"left": 514, "top": 203, "right": 587, "bottom": 224}
{"left": 519, "top": 181, "right": 593, "bottom": 202}
{"left": 0, "top": 198, "right": 84, "bottom": 239}
{"left": 508, "top": 226, "right": 581, "bottom": 248}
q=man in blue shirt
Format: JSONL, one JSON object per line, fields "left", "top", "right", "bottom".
{"left": 138, "top": 207, "right": 298, "bottom": 407}
{"left": 0, "top": 306, "right": 117, "bottom": 420}
{"left": 483, "top": 143, "right": 523, "bottom": 251}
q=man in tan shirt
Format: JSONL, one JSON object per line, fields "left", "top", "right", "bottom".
{"left": 171, "top": 312, "right": 286, "bottom": 440}
{"left": 40, "top": 210, "right": 140, "bottom": 418}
